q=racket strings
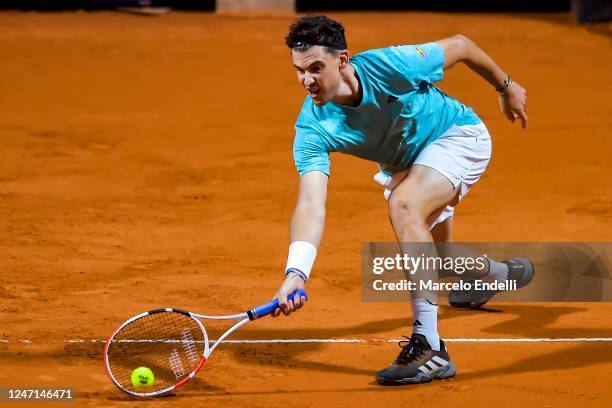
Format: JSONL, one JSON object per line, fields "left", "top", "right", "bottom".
{"left": 107, "top": 312, "right": 206, "bottom": 393}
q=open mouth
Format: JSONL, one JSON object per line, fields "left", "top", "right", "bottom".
{"left": 308, "top": 88, "right": 320, "bottom": 97}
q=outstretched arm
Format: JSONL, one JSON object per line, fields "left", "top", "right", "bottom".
{"left": 436, "top": 35, "right": 528, "bottom": 129}
{"left": 271, "top": 170, "right": 328, "bottom": 317}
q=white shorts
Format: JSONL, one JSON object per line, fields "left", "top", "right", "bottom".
{"left": 373, "top": 122, "right": 492, "bottom": 229}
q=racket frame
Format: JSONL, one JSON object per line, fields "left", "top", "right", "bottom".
{"left": 105, "top": 308, "right": 213, "bottom": 397}
{"left": 105, "top": 289, "right": 306, "bottom": 397}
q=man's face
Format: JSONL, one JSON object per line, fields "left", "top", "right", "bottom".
{"left": 291, "top": 46, "right": 346, "bottom": 106}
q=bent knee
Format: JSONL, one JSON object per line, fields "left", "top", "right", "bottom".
{"left": 388, "top": 196, "right": 428, "bottom": 229}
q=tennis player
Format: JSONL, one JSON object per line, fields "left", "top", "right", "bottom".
{"left": 271, "top": 15, "right": 533, "bottom": 385}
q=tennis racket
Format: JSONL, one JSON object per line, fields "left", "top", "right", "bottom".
{"left": 104, "top": 289, "right": 307, "bottom": 397}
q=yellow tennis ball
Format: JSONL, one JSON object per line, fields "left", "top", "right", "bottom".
{"left": 131, "top": 366, "right": 155, "bottom": 387}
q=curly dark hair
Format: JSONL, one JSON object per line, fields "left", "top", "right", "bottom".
{"left": 285, "top": 15, "right": 347, "bottom": 52}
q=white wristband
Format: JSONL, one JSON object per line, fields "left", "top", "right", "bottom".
{"left": 285, "top": 241, "right": 317, "bottom": 280}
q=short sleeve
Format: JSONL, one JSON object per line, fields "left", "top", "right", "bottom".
{"left": 293, "top": 124, "right": 330, "bottom": 177}
{"left": 387, "top": 42, "right": 445, "bottom": 87}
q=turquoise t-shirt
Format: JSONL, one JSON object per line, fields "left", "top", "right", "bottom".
{"left": 293, "top": 42, "right": 482, "bottom": 177}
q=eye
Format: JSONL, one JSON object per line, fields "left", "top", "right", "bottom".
{"left": 311, "top": 65, "right": 323, "bottom": 73}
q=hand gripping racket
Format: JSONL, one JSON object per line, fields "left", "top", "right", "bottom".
{"left": 104, "top": 289, "right": 307, "bottom": 397}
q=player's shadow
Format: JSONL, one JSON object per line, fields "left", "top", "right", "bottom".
{"left": 207, "top": 303, "right": 611, "bottom": 387}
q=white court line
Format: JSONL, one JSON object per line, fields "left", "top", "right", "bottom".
{"left": 218, "top": 338, "right": 612, "bottom": 343}
{"left": 2, "top": 337, "right": 612, "bottom": 344}
{"left": 445, "top": 338, "right": 612, "bottom": 343}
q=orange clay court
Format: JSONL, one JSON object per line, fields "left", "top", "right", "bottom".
{"left": 0, "top": 10, "right": 611, "bottom": 408}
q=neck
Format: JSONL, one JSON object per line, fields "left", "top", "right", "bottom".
{"left": 331, "top": 63, "right": 362, "bottom": 107}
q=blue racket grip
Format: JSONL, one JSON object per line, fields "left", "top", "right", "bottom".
{"left": 247, "top": 289, "right": 308, "bottom": 320}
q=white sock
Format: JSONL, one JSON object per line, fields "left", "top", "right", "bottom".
{"left": 411, "top": 299, "right": 440, "bottom": 351}
{"left": 485, "top": 258, "right": 509, "bottom": 284}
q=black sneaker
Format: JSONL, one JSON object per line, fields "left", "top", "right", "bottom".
{"left": 375, "top": 333, "right": 456, "bottom": 385}
{"left": 448, "top": 257, "right": 535, "bottom": 309}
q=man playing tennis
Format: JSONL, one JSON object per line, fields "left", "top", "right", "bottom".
{"left": 271, "top": 16, "right": 533, "bottom": 385}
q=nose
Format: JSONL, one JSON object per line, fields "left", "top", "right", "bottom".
{"left": 303, "top": 73, "right": 315, "bottom": 87}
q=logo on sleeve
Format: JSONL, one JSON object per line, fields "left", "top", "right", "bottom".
{"left": 416, "top": 47, "right": 427, "bottom": 57}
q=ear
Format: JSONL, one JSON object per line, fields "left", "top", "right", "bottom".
{"left": 338, "top": 50, "right": 350, "bottom": 70}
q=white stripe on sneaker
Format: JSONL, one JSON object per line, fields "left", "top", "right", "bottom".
{"left": 418, "top": 365, "right": 431, "bottom": 374}
{"left": 432, "top": 356, "right": 448, "bottom": 366}
{"left": 426, "top": 361, "right": 439, "bottom": 370}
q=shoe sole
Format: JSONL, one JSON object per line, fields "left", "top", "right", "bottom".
{"left": 376, "top": 361, "right": 457, "bottom": 386}
{"left": 449, "top": 258, "right": 535, "bottom": 309}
